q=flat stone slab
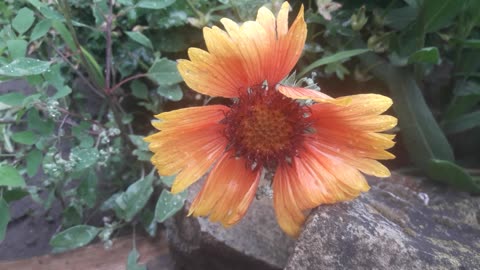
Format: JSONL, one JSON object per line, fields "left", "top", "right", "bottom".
{"left": 286, "top": 172, "right": 480, "bottom": 270}
{"left": 166, "top": 181, "right": 295, "bottom": 270}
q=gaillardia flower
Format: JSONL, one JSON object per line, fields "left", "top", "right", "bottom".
{"left": 145, "top": 2, "right": 397, "bottom": 237}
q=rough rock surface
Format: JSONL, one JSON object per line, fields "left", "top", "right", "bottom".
{"left": 286, "top": 172, "right": 480, "bottom": 270}
{"left": 165, "top": 181, "right": 295, "bottom": 270}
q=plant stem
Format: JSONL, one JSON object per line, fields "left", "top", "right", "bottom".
{"left": 105, "top": 0, "right": 114, "bottom": 94}
{"left": 109, "top": 73, "right": 149, "bottom": 94}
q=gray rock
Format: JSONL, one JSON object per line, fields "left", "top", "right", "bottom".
{"left": 165, "top": 181, "right": 295, "bottom": 270}
{"left": 286, "top": 172, "right": 480, "bottom": 270}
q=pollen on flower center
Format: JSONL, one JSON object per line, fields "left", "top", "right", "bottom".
{"left": 223, "top": 86, "right": 311, "bottom": 168}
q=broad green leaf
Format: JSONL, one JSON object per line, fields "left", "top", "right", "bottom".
{"left": 129, "top": 135, "right": 149, "bottom": 151}
{"left": 0, "top": 165, "right": 26, "bottom": 188}
{"left": 0, "top": 58, "right": 51, "bottom": 76}
{"left": 132, "top": 149, "right": 152, "bottom": 161}
{"left": 443, "top": 111, "right": 480, "bottom": 134}
{"left": 3, "top": 189, "right": 29, "bottom": 203}
{"left": 0, "top": 92, "right": 26, "bottom": 106}
{"left": 27, "top": 108, "right": 55, "bottom": 135}
{"left": 6, "top": 39, "right": 28, "bottom": 59}
{"left": 408, "top": 47, "right": 440, "bottom": 64}
{"left": 77, "top": 171, "right": 97, "bottom": 208}
{"left": 422, "top": 0, "right": 463, "bottom": 32}
{"left": 26, "top": 149, "right": 43, "bottom": 177}
{"left": 156, "top": 84, "right": 183, "bottom": 101}
{"left": 453, "top": 80, "right": 480, "bottom": 96}
{"left": 118, "top": 0, "right": 134, "bottom": 5}
{"left": 154, "top": 190, "right": 186, "bottom": 223}
{"left": 0, "top": 198, "right": 9, "bottom": 241}
{"left": 137, "top": 0, "right": 175, "bottom": 9}
{"left": 161, "top": 175, "right": 175, "bottom": 187}
{"left": 11, "top": 130, "right": 38, "bottom": 145}
{"left": 126, "top": 248, "right": 147, "bottom": 270}
{"left": 384, "top": 6, "right": 418, "bottom": 30}
{"left": 51, "top": 86, "right": 72, "bottom": 99}
{"left": 12, "top": 8, "right": 35, "bottom": 35}
{"left": 125, "top": 31, "right": 153, "bottom": 50}
{"left": 30, "top": 19, "right": 52, "bottom": 41}
{"left": 148, "top": 58, "right": 183, "bottom": 85}
{"left": 131, "top": 80, "right": 149, "bottom": 99}
{"left": 427, "top": 159, "right": 480, "bottom": 193}
{"left": 114, "top": 175, "right": 154, "bottom": 221}
{"left": 62, "top": 206, "right": 83, "bottom": 228}
{"left": 49, "top": 225, "right": 100, "bottom": 252}
{"left": 298, "top": 49, "right": 370, "bottom": 77}
{"left": 71, "top": 147, "right": 99, "bottom": 171}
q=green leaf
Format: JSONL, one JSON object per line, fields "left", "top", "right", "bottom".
{"left": 27, "top": 108, "right": 55, "bottom": 135}
{"left": 77, "top": 171, "right": 97, "bottom": 208}
{"left": 427, "top": 159, "right": 480, "bottom": 193}
{"left": 131, "top": 80, "right": 149, "bottom": 100}
{"left": 125, "top": 31, "right": 153, "bottom": 50}
{"left": 461, "top": 39, "right": 480, "bottom": 49}
{"left": 26, "top": 149, "right": 43, "bottom": 177}
{"left": 71, "top": 147, "right": 100, "bottom": 171}
{"left": 161, "top": 175, "right": 175, "bottom": 187}
{"left": 0, "top": 92, "right": 26, "bottom": 106}
{"left": 384, "top": 6, "right": 418, "bottom": 30}
{"left": 52, "top": 21, "right": 76, "bottom": 51}
{"left": 388, "top": 71, "right": 454, "bottom": 169}
{"left": 298, "top": 49, "right": 370, "bottom": 77}
{"left": 12, "top": 8, "right": 35, "bottom": 35}
{"left": 357, "top": 49, "right": 454, "bottom": 171}
{"left": 6, "top": 39, "right": 28, "bottom": 59}
{"left": 62, "top": 205, "right": 83, "bottom": 228}
{"left": 136, "top": 0, "right": 175, "bottom": 9}
{"left": 443, "top": 110, "right": 480, "bottom": 134}
{"left": 408, "top": 47, "right": 440, "bottom": 64}
{"left": 3, "top": 189, "right": 29, "bottom": 203}
{"left": 79, "top": 46, "right": 105, "bottom": 88}
{"left": 0, "top": 198, "right": 10, "bottom": 242}
{"left": 422, "top": 0, "right": 463, "bottom": 32}
{"left": 129, "top": 135, "right": 149, "bottom": 151}
{"left": 0, "top": 165, "right": 26, "bottom": 188}
{"left": 118, "top": 0, "right": 134, "bottom": 5}
{"left": 154, "top": 190, "right": 186, "bottom": 223}
{"left": 126, "top": 248, "right": 147, "bottom": 270}
{"left": 148, "top": 58, "right": 183, "bottom": 85}
{"left": 156, "top": 84, "right": 183, "bottom": 101}
{"left": 114, "top": 175, "right": 154, "bottom": 222}
{"left": 30, "top": 19, "right": 52, "bottom": 41}
{"left": 51, "top": 86, "right": 72, "bottom": 99}
{"left": 140, "top": 209, "right": 157, "bottom": 237}
{"left": 11, "top": 130, "right": 38, "bottom": 145}
{"left": 0, "top": 58, "right": 51, "bottom": 76}
{"left": 49, "top": 225, "right": 100, "bottom": 252}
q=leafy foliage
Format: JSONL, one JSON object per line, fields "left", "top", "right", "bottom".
{"left": 0, "top": 0, "right": 479, "bottom": 264}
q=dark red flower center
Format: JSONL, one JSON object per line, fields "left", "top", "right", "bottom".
{"left": 222, "top": 85, "right": 311, "bottom": 169}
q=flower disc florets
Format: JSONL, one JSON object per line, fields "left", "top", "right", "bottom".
{"left": 222, "top": 85, "right": 311, "bottom": 169}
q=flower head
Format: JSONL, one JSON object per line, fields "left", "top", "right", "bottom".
{"left": 145, "top": 2, "right": 397, "bottom": 237}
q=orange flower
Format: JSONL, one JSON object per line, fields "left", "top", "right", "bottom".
{"left": 144, "top": 2, "right": 397, "bottom": 237}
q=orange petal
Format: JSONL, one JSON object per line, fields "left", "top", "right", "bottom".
{"left": 273, "top": 163, "right": 306, "bottom": 237}
{"left": 277, "top": 85, "right": 351, "bottom": 105}
{"left": 144, "top": 105, "right": 229, "bottom": 193}
{"left": 189, "top": 152, "right": 260, "bottom": 227}
{"left": 177, "top": 3, "right": 307, "bottom": 98}
{"left": 307, "top": 94, "right": 397, "bottom": 177}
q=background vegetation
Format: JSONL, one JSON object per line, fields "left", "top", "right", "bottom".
{"left": 0, "top": 0, "right": 479, "bottom": 266}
